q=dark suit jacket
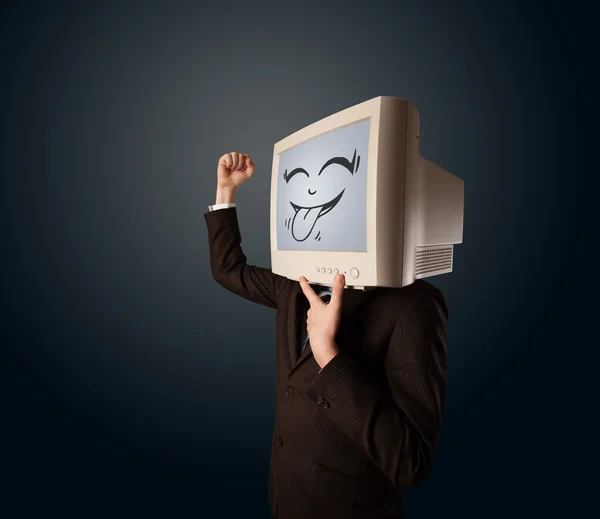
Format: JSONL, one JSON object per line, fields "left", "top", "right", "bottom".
{"left": 204, "top": 207, "right": 448, "bottom": 519}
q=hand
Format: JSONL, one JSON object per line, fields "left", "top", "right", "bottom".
{"left": 217, "top": 152, "right": 255, "bottom": 191}
{"left": 298, "top": 274, "right": 345, "bottom": 369}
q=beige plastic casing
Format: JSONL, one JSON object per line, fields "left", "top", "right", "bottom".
{"left": 270, "top": 96, "right": 462, "bottom": 290}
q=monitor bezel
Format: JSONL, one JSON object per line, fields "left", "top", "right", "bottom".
{"left": 270, "top": 96, "right": 419, "bottom": 288}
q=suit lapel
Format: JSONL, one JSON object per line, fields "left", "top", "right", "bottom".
{"left": 287, "top": 282, "right": 378, "bottom": 378}
{"left": 286, "top": 289, "right": 305, "bottom": 370}
{"left": 291, "top": 334, "right": 314, "bottom": 373}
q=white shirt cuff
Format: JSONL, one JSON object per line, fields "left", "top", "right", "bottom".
{"left": 208, "top": 203, "right": 236, "bottom": 211}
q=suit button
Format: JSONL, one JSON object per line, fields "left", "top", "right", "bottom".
{"left": 323, "top": 401, "right": 330, "bottom": 409}
{"left": 286, "top": 387, "right": 293, "bottom": 396}
{"left": 316, "top": 396, "right": 324, "bottom": 405}
{"left": 277, "top": 437, "right": 283, "bottom": 446}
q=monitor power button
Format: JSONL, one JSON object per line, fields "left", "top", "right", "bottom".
{"left": 349, "top": 268, "right": 359, "bottom": 279}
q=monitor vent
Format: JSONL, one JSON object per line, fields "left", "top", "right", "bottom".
{"left": 415, "top": 245, "right": 453, "bottom": 279}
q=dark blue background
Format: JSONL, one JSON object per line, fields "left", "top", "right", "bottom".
{"left": 2, "top": 1, "right": 592, "bottom": 517}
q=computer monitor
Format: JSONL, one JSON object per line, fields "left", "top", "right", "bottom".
{"left": 270, "top": 96, "right": 464, "bottom": 290}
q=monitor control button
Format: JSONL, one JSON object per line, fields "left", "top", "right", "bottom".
{"left": 327, "top": 268, "right": 332, "bottom": 274}
{"left": 350, "top": 268, "right": 359, "bottom": 279}
{"left": 316, "top": 267, "right": 320, "bottom": 273}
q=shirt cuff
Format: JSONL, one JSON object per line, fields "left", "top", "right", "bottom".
{"left": 208, "top": 203, "right": 236, "bottom": 211}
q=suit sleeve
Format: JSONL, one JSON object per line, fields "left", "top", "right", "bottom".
{"left": 204, "top": 207, "right": 289, "bottom": 309}
{"left": 303, "top": 289, "right": 448, "bottom": 489}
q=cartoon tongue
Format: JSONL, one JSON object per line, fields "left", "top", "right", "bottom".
{"left": 291, "top": 206, "right": 321, "bottom": 241}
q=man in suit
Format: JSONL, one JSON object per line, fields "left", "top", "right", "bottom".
{"left": 204, "top": 152, "right": 448, "bottom": 519}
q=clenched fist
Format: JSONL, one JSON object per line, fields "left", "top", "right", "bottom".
{"left": 217, "top": 152, "right": 255, "bottom": 191}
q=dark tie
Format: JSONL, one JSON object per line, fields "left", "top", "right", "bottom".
{"left": 299, "top": 287, "right": 333, "bottom": 354}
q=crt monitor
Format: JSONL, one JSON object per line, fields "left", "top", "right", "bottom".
{"left": 269, "top": 96, "right": 464, "bottom": 290}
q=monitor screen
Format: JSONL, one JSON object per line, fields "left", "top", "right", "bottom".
{"left": 276, "top": 118, "right": 370, "bottom": 252}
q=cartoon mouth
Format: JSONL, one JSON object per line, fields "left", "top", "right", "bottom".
{"left": 289, "top": 189, "right": 345, "bottom": 242}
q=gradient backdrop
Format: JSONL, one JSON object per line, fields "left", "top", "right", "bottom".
{"left": 2, "top": 1, "right": 592, "bottom": 518}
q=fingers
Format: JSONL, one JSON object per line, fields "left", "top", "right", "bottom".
{"left": 236, "top": 153, "right": 249, "bottom": 170}
{"left": 299, "top": 276, "right": 321, "bottom": 305}
{"left": 245, "top": 156, "right": 255, "bottom": 177}
{"left": 219, "top": 153, "right": 233, "bottom": 170}
{"left": 239, "top": 154, "right": 248, "bottom": 171}
{"left": 220, "top": 152, "right": 252, "bottom": 171}
{"left": 231, "top": 152, "right": 240, "bottom": 170}
{"left": 329, "top": 274, "right": 345, "bottom": 310}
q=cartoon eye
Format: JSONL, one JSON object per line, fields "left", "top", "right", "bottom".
{"left": 284, "top": 167, "right": 309, "bottom": 183}
{"left": 318, "top": 149, "right": 360, "bottom": 176}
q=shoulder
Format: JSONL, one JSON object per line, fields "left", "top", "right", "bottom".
{"left": 383, "top": 281, "right": 449, "bottom": 362}
{"left": 373, "top": 282, "right": 449, "bottom": 356}
{"left": 378, "top": 280, "right": 447, "bottom": 320}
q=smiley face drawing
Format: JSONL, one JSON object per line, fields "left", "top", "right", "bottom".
{"left": 276, "top": 118, "right": 370, "bottom": 252}
{"left": 284, "top": 149, "right": 360, "bottom": 242}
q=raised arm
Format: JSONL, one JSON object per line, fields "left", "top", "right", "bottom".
{"left": 204, "top": 152, "right": 289, "bottom": 309}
